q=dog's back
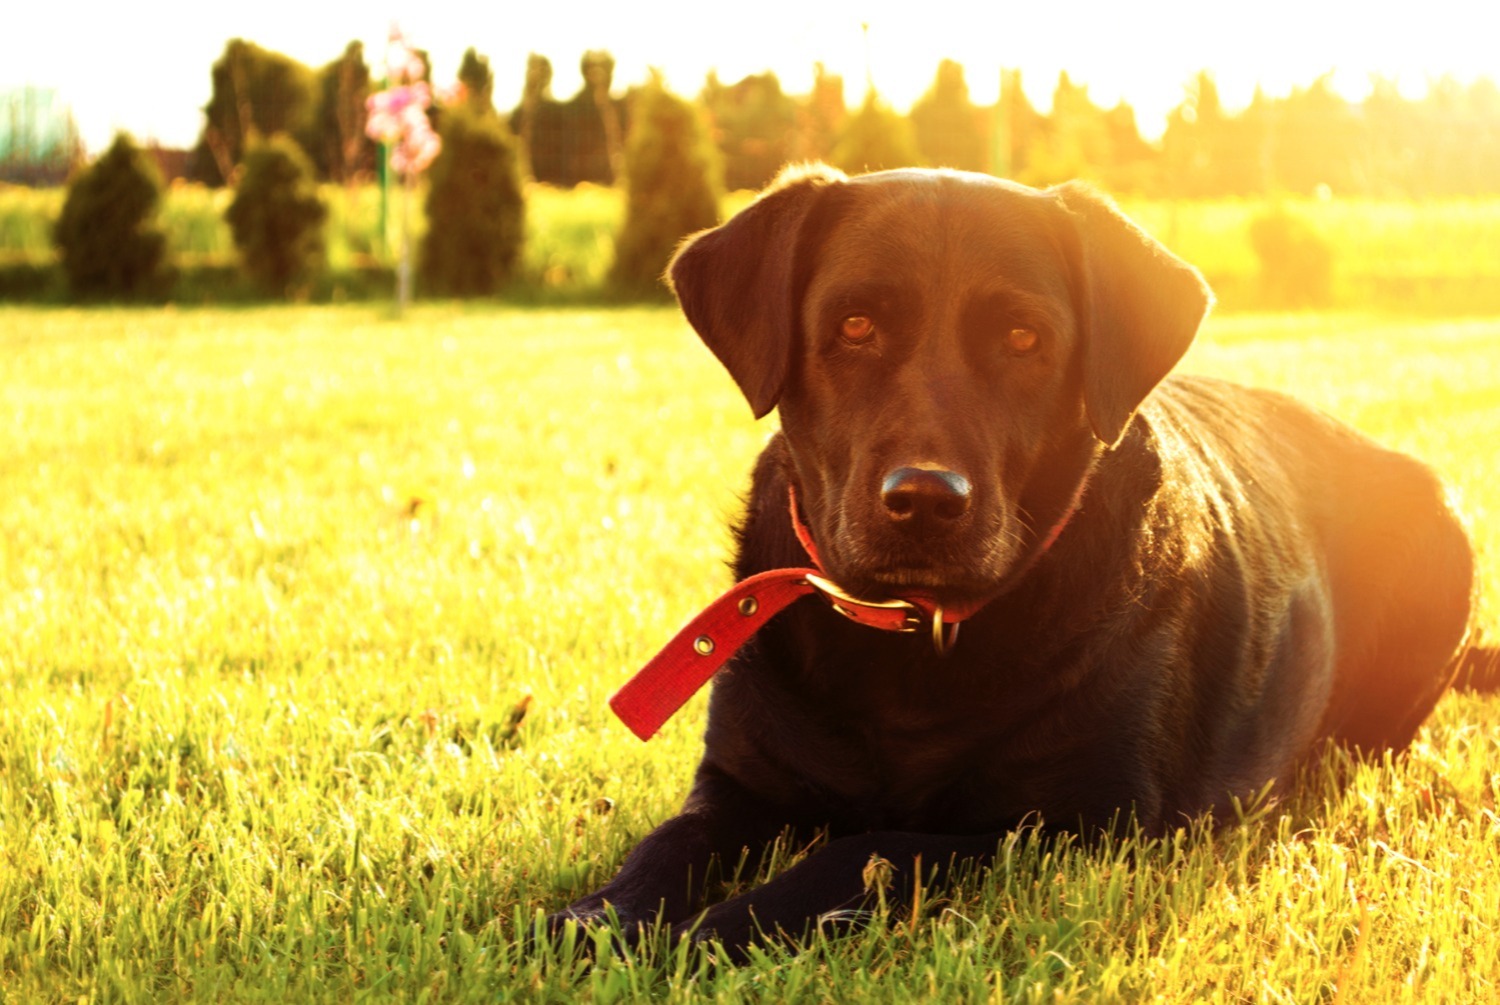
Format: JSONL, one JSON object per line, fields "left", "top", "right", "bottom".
{"left": 1139, "top": 375, "right": 1473, "bottom": 771}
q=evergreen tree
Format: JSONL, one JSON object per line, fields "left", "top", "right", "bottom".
{"left": 609, "top": 73, "right": 720, "bottom": 298}
{"left": 1162, "top": 71, "right": 1264, "bottom": 196}
{"left": 794, "top": 63, "right": 847, "bottom": 163}
{"left": 1414, "top": 78, "right": 1474, "bottom": 194}
{"left": 456, "top": 48, "right": 496, "bottom": 115}
{"left": 992, "top": 69, "right": 1046, "bottom": 179}
{"left": 1362, "top": 76, "right": 1421, "bottom": 196}
{"left": 311, "top": 41, "right": 374, "bottom": 184}
{"left": 830, "top": 90, "right": 923, "bottom": 175}
{"left": 581, "top": 51, "right": 624, "bottom": 181}
{"left": 225, "top": 134, "right": 328, "bottom": 298}
{"left": 910, "top": 60, "right": 987, "bottom": 172}
{"left": 511, "top": 52, "right": 622, "bottom": 187}
{"left": 190, "top": 39, "right": 319, "bottom": 186}
{"left": 1273, "top": 74, "right": 1364, "bottom": 195}
{"left": 1017, "top": 72, "right": 1111, "bottom": 186}
{"left": 513, "top": 53, "right": 554, "bottom": 180}
{"left": 54, "top": 132, "right": 168, "bottom": 299}
{"left": 1098, "top": 101, "right": 1158, "bottom": 192}
{"left": 701, "top": 71, "right": 798, "bottom": 191}
{"left": 419, "top": 107, "right": 526, "bottom": 297}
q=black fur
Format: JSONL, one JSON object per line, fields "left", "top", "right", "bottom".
{"left": 550, "top": 165, "right": 1477, "bottom": 954}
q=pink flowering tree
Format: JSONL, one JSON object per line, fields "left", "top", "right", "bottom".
{"left": 366, "top": 26, "right": 441, "bottom": 311}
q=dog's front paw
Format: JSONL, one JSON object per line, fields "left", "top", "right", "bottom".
{"left": 671, "top": 882, "right": 881, "bottom": 959}
{"left": 670, "top": 898, "right": 794, "bottom": 959}
{"left": 540, "top": 895, "right": 658, "bottom": 957}
{"left": 544, "top": 896, "right": 619, "bottom": 934}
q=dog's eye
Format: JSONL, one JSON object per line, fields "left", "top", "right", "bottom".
{"left": 840, "top": 315, "right": 876, "bottom": 344}
{"left": 1005, "top": 328, "right": 1040, "bottom": 355}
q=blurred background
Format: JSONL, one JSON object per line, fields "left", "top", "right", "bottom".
{"left": 3, "top": 0, "right": 1499, "bottom": 310}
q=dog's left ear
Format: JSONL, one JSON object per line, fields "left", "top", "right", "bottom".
{"left": 1053, "top": 183, "right": 1214, "bottom": 446}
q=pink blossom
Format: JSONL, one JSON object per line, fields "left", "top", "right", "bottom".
{"left": 391, "top": 125, "right": 441, "bottom": 175}
{"left": 365, "top": 33, "right": 441, "bottom": 179}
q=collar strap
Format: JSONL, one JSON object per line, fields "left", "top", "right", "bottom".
{"left": 609, "top": 477, "right": 1088, "bottom": 740}
{"left": 609, "top": 568, "right": 865, "bottom": 740}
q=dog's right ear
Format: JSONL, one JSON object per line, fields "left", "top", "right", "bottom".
{"left": 668, "top": 164, "right": 846, "bottom": 418}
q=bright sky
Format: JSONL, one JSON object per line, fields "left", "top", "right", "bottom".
{"left": 6, "top": 0, "right": 1497, "bottom": 154}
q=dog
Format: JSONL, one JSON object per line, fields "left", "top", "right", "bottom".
{"left": 550, "top": 164, "right": 1476, "bottom": 952}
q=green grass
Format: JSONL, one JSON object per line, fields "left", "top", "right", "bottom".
{"left": 6, "top": 183, "right": 1500, "bottom": 310}
{"left": 1, "top": 304, "right": 1497, "bottom": 1002}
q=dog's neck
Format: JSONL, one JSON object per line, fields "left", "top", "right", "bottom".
{"left": 606, "top": 473, "right": 1090, "bottom": 742}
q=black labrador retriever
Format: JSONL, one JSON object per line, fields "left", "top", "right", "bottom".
{"left": 551, "top": 164, "right": 1476, "bottom": 951}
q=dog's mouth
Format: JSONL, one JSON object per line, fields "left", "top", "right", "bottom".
{"left": 840, "top": 564, "right": 1005, "bottom": 607}
{"left": 793, "top": 481, "right": 1029, "bottom": 606}
{"left": 824, "top": 533, "right": 1024, "bottom": 606}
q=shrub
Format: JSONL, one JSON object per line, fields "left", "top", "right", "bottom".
{"left": 1248, "top": 206, "right": 1335, "bottom": 307}
{"left": 0, "top": 258, "right": 63, "bottom": 301}
{"left": 225, "top": 134, "right": 328, "bottom": 298}
{"left": 609, "top": 73, "right": 719, "bottom": 299}
{"left": 53, "top": 133, "right": 169, "bottom": 299}
{"left": 418, "top": 106, "right": 525, "bottom": 297}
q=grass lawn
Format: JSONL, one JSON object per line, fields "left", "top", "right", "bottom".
{"left": 1, "top": 303, "right": 1497, "bottom": 1002}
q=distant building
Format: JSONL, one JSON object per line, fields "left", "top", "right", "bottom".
{"left": 1, "top": 86, "right": 83, "bottom": 185}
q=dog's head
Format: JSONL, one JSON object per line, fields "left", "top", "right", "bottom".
{"left": 670, "top": 164, "right": 1212, "bottom": 605}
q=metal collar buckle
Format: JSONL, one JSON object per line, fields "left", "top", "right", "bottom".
{"left": 930, "top": 608, "right": 960, "bottom": 658}
{"left": 804, "top": 572, "right": 959, "bottom": 656}
{"left": 804, "top": 573, "right": 922, "bottom": 630}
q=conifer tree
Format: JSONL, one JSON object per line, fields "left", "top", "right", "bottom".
{"left": 190, "top": 39, "right": 318, "bottom": 185}
{"left": 910, "top": 60, "right": 987, "bottom": 172}
{"left": 831, "top": 90, "right": 923, "bottom": 175}
{"left": 701, "top": 71, "right": 798, "bottom": 191}
{"left": 225, "top": 134, "right": 328, "bottom": 298}
{"left": 419, "top": 107, "right": 525, "bottom": 297}
{"left": 609, "top": 73, "right": 719, "bottom": 298}
{"left": 794, "top": 63, "right": 847, "bottom": 163}
{"left": 456, "top": 48, "right": 496, "bottom": 115}
{"left": 514, "top": 53, "right": 554, "bottom": 180}
{"left": 54, "top": 132, "right": 169, "bottom": 299}
{"left": 311, "top": 41, "right": 374, "bottom": 183}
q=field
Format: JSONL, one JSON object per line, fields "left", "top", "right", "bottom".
{"left": 1, "top": 302, "right": 1498, "bottom": 1002}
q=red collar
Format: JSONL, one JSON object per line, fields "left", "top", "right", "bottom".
{"left": 608, "top": 478, "right": 1088, "bottom": 740}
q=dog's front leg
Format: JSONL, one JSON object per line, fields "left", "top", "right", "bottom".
{"left": 547, "top": 766, "right": 785, "bottom": 937}
{"left": 674, "top": 829, "right": 1003, "bottom": 956}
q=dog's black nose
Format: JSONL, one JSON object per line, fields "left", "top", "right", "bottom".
{"left": 881, "top": 466, "right": 972, "bottom": 525}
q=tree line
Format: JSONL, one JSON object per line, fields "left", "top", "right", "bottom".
{"left": 26, "top": 37, "right": 1500, "bottom": 306}
{"left": 182, "top": 38, "right": 1500, "bottom": 197}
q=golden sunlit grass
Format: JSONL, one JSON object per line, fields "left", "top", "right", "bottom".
{"left": 1, "top": 304, "right": 1497, "bottom": 1002}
